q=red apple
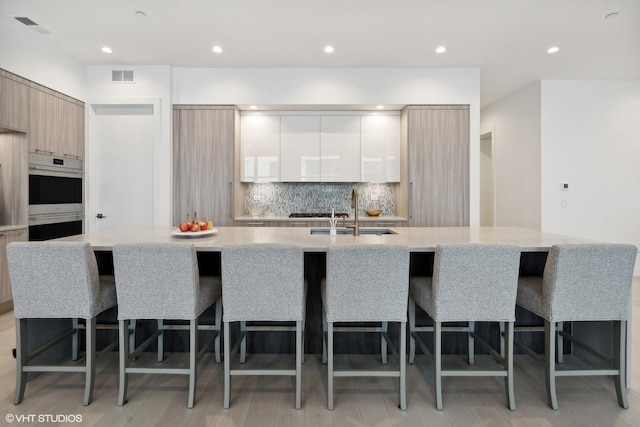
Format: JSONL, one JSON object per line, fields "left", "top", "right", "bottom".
{"left": 179, "top": 222, "right": 190, "bottom": 232}
{"left": 190, "top": 222, "right": 200, "bottom": 232}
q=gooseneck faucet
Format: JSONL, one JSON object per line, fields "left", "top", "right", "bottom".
{"left": 345, "top": 187, "right": 360, "bottom": 236}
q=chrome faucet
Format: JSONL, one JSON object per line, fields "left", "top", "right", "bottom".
{"left": 345, "top": 187, "right": 360, "bottom": 236}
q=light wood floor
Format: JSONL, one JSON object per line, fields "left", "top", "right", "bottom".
{"left": 1, "top": 279, "right": 640, "bottom": 426}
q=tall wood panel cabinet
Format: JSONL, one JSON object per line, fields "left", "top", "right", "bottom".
{"left": 29, "top": 84, "right": 84, "bottom": 159}
{"left": 173, "top": 106, "right": 237, "bottom": 226}
{"left": 0, "top": 69, "right": 29, "bottom": 132}
{"left": 400, "top": 105, "right": 470, "bottom": 226}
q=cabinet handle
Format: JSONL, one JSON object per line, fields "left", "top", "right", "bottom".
{"left": 35, "top": 149, "right": 55, "bottom": 155}
{"left": 290, "top": 222, "right": 307, "bottom": 226}
{"left": 229, "top": 182, "right": 233, "bottom": 219}
{"left": 247, "top": 222, "right": 264, "bottom": 226}
{"left": 377, "top": 222, "right": 395, "bottom": 226}
{"left": 409, "top": 181, "right": 413, "bottom": 219}
{"left": 63, "top": 154, "right": 80, "bottom": 159}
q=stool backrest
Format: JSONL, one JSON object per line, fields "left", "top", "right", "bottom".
{"left": 431, "top": 244, "right": 521, "bottom": 322}
{"left": 324, "top": 245, "right": 410, "bottom": 322}
{"left": 543, "top": 244, "right": 637, "bottom": 321}
{"left": 112, "top": 243, "right": 200, "bottom": 320}
{"left": 7, "top": 242, "right": 102, "bottom": 319}
{"left": 221, "top": 243, "right": 304, "bottom": 322}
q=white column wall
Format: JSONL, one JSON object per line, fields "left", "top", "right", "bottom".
{"left": 480, "top": 83, "right": 541, "bottom": 230}
{"left": 540, "top": 80, "right": 640, "bottom": 272}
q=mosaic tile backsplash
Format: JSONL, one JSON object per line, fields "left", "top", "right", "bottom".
{"left": 243, "top": 183, "right": 397, "bottom": 217}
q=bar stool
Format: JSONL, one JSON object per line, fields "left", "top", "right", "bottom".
{"left": 112, "top": 243, "right": 221, "bottom": 408}
{"left": 7, "top": 241, "right": 118, "bottom": 405}
{"left": 408, "top": 244, "right": 521, "bottom": 410}
{"left": 322, "top": 244, "right": 410, "bottom": 410}
{"left": 221, "top": 243, "right": 305, "bottom": 409}
{"left": 515, "top": 243, "right": 637, "bottom": 410}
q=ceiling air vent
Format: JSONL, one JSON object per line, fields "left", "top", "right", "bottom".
{"left": 14, "top": 16, "right": 51, "bottom": 34}
{"left": 111, "top": 70, "right": 135, "bottom": 83}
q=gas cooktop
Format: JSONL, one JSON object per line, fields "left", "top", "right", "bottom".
{"left": 289, "top": 212, "right": 349, "bottom": 218}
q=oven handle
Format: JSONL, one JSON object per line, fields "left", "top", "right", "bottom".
{"left": 29, "top": 213, "right": 83, "bottom": 225}
{"left": 29, "top": 165, "right": 83, "bottom": 177}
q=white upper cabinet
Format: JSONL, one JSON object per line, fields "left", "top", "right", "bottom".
{"left": 320, "top": 116, "right": 361, "bottom": 182}
{"left": 240, "top": 115, "right": 280, "bottom": 182}
{"left": 280, "top": 116, "right": 321, "bottom": 182}
{"left": 360, "top": 115, "right": 400, "bottom": 182}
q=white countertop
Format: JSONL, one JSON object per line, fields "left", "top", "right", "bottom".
{"left": 57, "top": 226, "right": 593, "bottom": 252}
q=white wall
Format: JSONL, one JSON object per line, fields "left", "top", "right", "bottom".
{"left": 481, "top": 83, "right": 541, "bottom": 230}
{"left": 85, "top": 65, "right": 173, "bottom": 227}
{"left": 0, "top": 18, "right": 85, "bottom": 99}
{"left": 174, "top": 67, "right": 481, "bottom": 225}
{"left": 541, "top": 81, "right": 640, "bottom": 264}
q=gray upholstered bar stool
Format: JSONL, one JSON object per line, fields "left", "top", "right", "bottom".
{"left": 408, "top": 244, "right": 521, "bottom": 410}
{"left": 221, "top": 243, "right": 305, "bottom": 409}
{"left": 7, "top": 241, "right": 118, "bottom": 406}
{"left": 112, "top": 243, "right": 222, "bottom": 408}
{"left": 515, "top": 243, "right": 637, "bottom": 410}
{"left": 322, "top": 244, "right": 410, "bottom": 410}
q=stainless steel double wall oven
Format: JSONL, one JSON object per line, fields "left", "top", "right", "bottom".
{"left": 28, "top": 153, "right": 83, "bottom": 241}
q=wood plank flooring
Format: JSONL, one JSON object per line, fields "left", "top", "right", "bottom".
{"left": 1, "top": 278, "right": 639, "bottom": 426}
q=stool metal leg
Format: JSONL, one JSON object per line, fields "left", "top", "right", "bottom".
{"left": 14, "top": 318, "right": 27, "bottom": 405}
{"left": 399, "top": 320, "right": 407, "bottom": 411}
{"left": 557, "top": 321, "right": 564, "bottom": 364}
{"left": 214, "top": 299, "right": 222, "bottom": 363}
{"left": 468, "top": 321, "right": 475, "bottom": 365}
{"left": 545, "top": 320, "right": 558, "bottom": 410}
{"left": 499, "top": 322, "right": 505, "bottom": 358}
{"left": 408, "top": 298, "right": 416, "bottom": 364}
{"left": 72, "top": 318, "right": 80, "bottom": 361}
{"left": 157, "top": 319, "right": 164, "bottom": 362}
{"left": 328, "top": 322, "right": 334, "bottom": 410}
{"left": 321, "top": 305, "right": 328, "bottom": 365}
{"left": 240, "top": 321, "right": 247, "bottom": 364}
{"left": 118, "top": 319, "right": 129, "bottom": 406}
{"left": 187, "top": 319, "right": 197, "bottom": 408}
{"left": 504, "top": 321, "right": 515, "bottom": 410}
{"left": 223, "top": 321, "right": 231, "bottom": 409}
{"left": 381, "top": 321, "right": 388, "bottom": 365}
{"left": 83, "top": 317, "right": 97, "bottom": 406}
{"left": 614, "top": 320, "right": 629, "bottom": 409}
{"left": 295, "top": 320, "right": 302, "bottom": 410}
{"left": 434, "top": 321, "right": 443, "bottom": 410}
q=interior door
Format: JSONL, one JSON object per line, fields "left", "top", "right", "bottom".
{"left": 90, "top": 104, "right": 156, "bottom": 232}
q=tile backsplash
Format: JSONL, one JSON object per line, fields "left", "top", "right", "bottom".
{"left": 243, "top": 183, "right": 397, "bottom": 217}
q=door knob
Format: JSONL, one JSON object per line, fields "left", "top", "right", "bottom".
{"left": 96, "top": 213, "right": 107, "bottom": 219}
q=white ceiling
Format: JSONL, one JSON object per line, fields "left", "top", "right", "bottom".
{"left": 2, "top": 0, "right": 639, "bottom": 107}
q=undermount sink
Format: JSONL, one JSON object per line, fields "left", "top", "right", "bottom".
{"left": 310, "top": 228, "right": 397, "bottom": 235}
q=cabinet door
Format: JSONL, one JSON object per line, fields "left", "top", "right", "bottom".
{"left": 407, "top": 107, "right": 469, "bottom": 226}
{"left": 361, "top": 115, "right": 400, "bottom": 182}
{"left": 0, "top": 74, "right": 29, "bottom": 131}
{"left": 174, "top": 107, "right": 235, "bottom": 226}
{"left": 280, "top": 116, "right": 320, "bottom": 182}
{"left": 58, "top": 100, "right": 84, "bottom": 159}
{"left": 320, "top": 116, "right": 360, "bottom": 182}
{"left": 29, "top": 88, "right": 60, "bottom": 155}
{"left": 240, "top": 115, "right": 280, "bottom": 182}
{"left": 0, "top": 229, "right": 28, "bottom": 306}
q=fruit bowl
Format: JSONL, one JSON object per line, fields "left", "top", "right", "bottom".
{"left": 365, "top": 209, "right": 382, "bottom": 217}
{"left": 171, "top": 228, "right": 217, "bottom": 238}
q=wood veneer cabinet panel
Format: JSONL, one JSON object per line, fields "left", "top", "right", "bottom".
{"left": 58, "top": 100, "right": 84, "bottom": 159}
{"left": 0, "top": 229, "right": 27, "bottom": 306}
{"left": 407, "top": 106, "right": 469, "bottom": 226}
{"left": 174, "top": 106, "right": 235, "bottom": 226}
{"left": 0, "top": 72, "right": 29, "bottom": 132}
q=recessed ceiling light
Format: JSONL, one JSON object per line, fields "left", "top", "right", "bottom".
{"left": 547, "top": 46, "right": 560, "bottom": 54}
{"left": 435, "top": 46, "right": 446, "bottom": 54}
{"left": 250, "top": 105, "right": 257, "bottom": 109}
{"left": 212, "top": 46, "right": 223, "bottom": 53}
{"left": 376, "top": 105, "right": 384, "bottom": 109}
{"left": 324, "top": 45, "right": 334, "bottom": 54}
{"left": 101, "top": 46, "right": 112, "bottom": 54}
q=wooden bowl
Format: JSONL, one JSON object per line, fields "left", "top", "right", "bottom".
{"left": 365, "top": 209, "right": 382, "bottom": 217}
